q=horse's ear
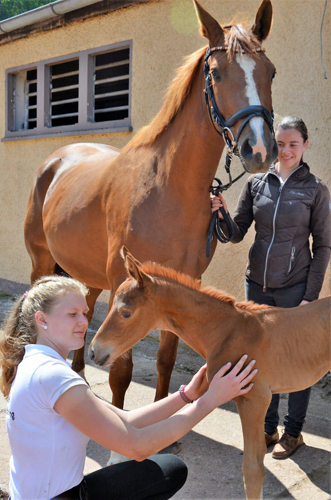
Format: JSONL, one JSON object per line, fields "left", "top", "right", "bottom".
{"left": 193, "top": 0, "right": 224, "bottom": 46}
{"left": 120, "top": 246, "right": 142, "bottom": 268}
{"left": 251, "top": 0, "right": 273, "bottom": 42}
{"left": 124, "top": 254, "right": 153, "bottom": 288}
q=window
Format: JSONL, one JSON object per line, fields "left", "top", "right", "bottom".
{"left": 4, "top": 41, "right": 132, "bottom": 141}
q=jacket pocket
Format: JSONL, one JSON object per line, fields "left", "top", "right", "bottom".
{"left": 287, "top": 246, "right": 296, "bottom": 275}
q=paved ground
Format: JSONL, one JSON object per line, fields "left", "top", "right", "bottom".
{"left": 0, "top": 292, "right": 330, "bottom": 500}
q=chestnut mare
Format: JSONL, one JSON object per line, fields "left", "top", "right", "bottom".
{"left": 89, "top": 248, "right": 331, "bottom": 500}
{"left": 24, "top": 0, "right": 277, "bottom": 409}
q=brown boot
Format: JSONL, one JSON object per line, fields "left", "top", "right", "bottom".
{"left": 265, "top": 430, "right": 279, "bottom": 447}
{"left": 272, "top": 432, "right": 304, "bottom": 459}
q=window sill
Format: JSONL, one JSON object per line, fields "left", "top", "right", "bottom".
{"left": 2, "top": 125, "right": 132, "bottom": 142}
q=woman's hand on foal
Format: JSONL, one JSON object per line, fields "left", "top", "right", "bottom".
{"left": 185, "top": 364, "right": 209, "bottom": 401}
{"left": 205, "top": 355, "right": 257, "bottom": 408}
{"left": 210, "top": 193, "right": 228, "bottom": 218}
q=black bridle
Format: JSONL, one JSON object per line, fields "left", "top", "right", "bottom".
{"left": 204, "top": 45, "right": 274, "bottom": 257}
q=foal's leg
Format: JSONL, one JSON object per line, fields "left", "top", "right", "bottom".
{"left": 236, "top": 393, "right": 271, "bottom": 500}
{"left": 72, "top": 287, "right": 102, "bottom": 378}
{"left": 155, "top": 330, "right": 179, "bottom": 401}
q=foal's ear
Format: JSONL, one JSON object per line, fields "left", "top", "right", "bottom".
{"left": 124, "top": 254, "right": 153, "bottom": 288}
{"left": 120, "top": 246, "right": 142, "bottom": 268}
{"left": 193, "top": 0, "right": 224, "bottom": 47}
{"left": 251, "top": 0, "right": 273, "bottom": 42}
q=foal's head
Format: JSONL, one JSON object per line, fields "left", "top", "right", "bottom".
{"left": 89, "top": 249, "right": 162, "bottom": 366}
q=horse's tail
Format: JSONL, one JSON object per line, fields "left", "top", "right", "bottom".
{"left": 24, "top": 157, "right": 68, "bottom": 283}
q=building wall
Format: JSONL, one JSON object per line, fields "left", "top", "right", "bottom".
{"left": 0, "top": 0, "right": 330, "bottom": 303}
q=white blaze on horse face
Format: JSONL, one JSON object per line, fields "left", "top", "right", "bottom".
{"left": 236, "top": 54, "right": 267, "bottom": 162}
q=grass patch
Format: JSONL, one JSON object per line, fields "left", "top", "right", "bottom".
{"left": 0, "top": 291, "right": 14, "bottom": 299}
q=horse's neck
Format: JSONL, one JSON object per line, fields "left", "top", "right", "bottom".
{"left": 157, "top": 281, "right": 238, "bottom": 359}
{"left": 153, "top": 74, "right": 224, "bottom": 195}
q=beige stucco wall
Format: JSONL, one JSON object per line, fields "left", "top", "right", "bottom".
{"left": 0, "top": 0, "right": 330, "bottom": 301}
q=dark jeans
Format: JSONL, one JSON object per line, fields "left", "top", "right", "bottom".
{"left": 245, "top": 276, "right": 312, "bottom": 438}
{"left": 53, "top": 454, "right": 188, "bottom": 500}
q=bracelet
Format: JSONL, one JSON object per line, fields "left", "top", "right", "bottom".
{"left": 179, "top": 384, "right": 193, "bottom": 404}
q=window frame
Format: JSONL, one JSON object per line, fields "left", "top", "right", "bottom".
{"left": 3, "top": 40, "right": 132, "bottom": 142}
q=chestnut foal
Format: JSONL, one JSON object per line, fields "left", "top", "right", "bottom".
{"left": 89, "top": 249, "right": 330, "bottom": 500}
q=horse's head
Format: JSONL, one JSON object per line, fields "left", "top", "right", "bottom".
{"left": 88, "top": 248, "right": 159, "bottom": 367}
{"left": 195, "top": 0, "right": 277, "bottom": 173}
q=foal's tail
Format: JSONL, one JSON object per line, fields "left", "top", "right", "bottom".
{"left": 24, "top": 157, "right": 66, "bottom": 284}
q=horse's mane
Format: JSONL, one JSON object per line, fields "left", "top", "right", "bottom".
{"left": 141, "top": 261, "right": 268, "bottom": 311}
{"left": 224, "top": 22, "right": 262, "bottom": 61}
{"left": 124, "top": 23, "right": 261, "bottom": 150}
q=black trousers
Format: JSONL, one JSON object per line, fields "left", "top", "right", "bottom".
{"left": 245, "top": 277, "right": 312, "bottom": 438}
{"left": 53, "top": 454, "right": 188, "bottom": 500}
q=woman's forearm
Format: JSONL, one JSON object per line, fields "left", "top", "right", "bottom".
{"left": 130, "top": 395, "right": 216, "bottom": 460}
{"left": 104, "top": 390, "right": 189, "bottom": 428}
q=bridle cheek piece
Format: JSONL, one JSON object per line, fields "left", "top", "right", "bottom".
{"left": 204, "top": 45, "right": 275, "bottom": 257}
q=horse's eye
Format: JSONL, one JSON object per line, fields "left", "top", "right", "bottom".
{"left": 121, "top": 312, "right": 131, "bottom": 319}
{"left": 211, "top": 69, "right": 222, "bottom": 83}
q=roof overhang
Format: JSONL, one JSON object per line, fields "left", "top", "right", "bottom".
{"left": 0, "top": 0, "right": 153, "bottom": 45}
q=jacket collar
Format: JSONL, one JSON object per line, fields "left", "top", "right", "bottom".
{"left": 268, "top": 162, "right": 310, "bottom": 180}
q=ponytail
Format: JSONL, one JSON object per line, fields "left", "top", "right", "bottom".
{"left": 0, "top": 296, "right": 37, "bottom": 398}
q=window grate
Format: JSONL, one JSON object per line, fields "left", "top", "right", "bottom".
{"left": 6, "top": 41, "right": 132, "bottom": 138}
{"left": 93, "top": 48, "right": 130, "bottom": 123}
{"left": 26, "top": 69, "right": 37, "bottom": 130}
{"left": 50, "top": 59, "right": 79, "bottom": 127}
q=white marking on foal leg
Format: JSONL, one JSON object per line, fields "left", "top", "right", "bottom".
{"left": 236, "top": 54, "right": 267, "bottom": 162}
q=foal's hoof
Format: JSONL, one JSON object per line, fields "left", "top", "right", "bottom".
{"left": 107, "top": 451, "right": 131, "bottom": 465}
{"left": 159, "top": 441, "right": 181, "bottom": 455}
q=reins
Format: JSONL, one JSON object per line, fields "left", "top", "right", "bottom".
{"left": 204, "top": 45, "right": 274, "bottom": 257}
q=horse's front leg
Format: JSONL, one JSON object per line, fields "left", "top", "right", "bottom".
{"left": 72, "top": 287, "right": 102, "bottom": 379}
{"left": 108, "top": 350, "right": 133, "bottom": 408}
{"left": 235, "top": 391, "right": 271, "bottom": 500}
{"left": 155, "top": 330, "right": 179, "bottom": 401}
{"left": 107, "top": 351, "right": 133, "bottom": 465}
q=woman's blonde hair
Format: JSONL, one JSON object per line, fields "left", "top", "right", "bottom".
{"left": 0, "top": 275, "right": 88, "bottom": 399}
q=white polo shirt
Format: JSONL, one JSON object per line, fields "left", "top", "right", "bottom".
{"left": 6, "top": 344, "right": 89, "bottom": 500}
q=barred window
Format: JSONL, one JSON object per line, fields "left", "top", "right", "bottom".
{"left": 4, "top": 41, "right": 132, "bottom": 141}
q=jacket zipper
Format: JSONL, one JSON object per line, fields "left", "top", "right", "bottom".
{"left": 287, "top": 246, "right": 296, "bottom": 274}
{"left": 263, "top": 184, "right": 282, "bottom": 291}
{"left": 262, "top": 164, "right": 303, "bottom": 292}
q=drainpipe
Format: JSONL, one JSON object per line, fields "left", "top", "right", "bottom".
{"left": 0, "top": 0, "right": 103, "bottom": 33}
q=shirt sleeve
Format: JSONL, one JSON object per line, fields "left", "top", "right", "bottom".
{"left": 304, "top": 181, "right": 331, "bottom": 301}
{"left": 219, "top": 176, "right": 255, "bottom": 243}
{"left": 30, "top": 359, "right": 88, "bottom": 410}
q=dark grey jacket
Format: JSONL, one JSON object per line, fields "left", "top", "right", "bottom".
{"left": 224, "top": 163, "right": 330, "bottom": 301}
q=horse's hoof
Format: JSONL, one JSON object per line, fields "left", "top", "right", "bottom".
{"left": 158, "top": 441, "right": 181, "bottom": 455}
{"left": 107, "top": 451, "right": 131, "bottom": 465}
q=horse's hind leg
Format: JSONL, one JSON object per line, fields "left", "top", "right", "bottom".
{"left": 155, "top": 330, "right": 179, "bottom": 401}
{"left": 72, "top": 287, "right": 102, "bottom": 377}
{"left": 236, "top": 393, "right": 271, "bottom": 500}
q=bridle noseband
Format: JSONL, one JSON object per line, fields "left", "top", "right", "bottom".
{"left": 204, "top": 45, "right": 275, "bottom": 257}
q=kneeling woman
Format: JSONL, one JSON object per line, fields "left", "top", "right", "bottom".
{"left": 0, "top": 275, "right": 257, "bottom": 500}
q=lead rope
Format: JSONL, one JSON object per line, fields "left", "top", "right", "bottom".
{"left": 206, "top": 154, "right": 245, "bottom": 257}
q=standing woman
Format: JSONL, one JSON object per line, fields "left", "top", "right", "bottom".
{"left": 211, "top": 116, "right": 331, "bottom": 459}
{"left": 0, "top": 275, "right": 257, "bottom": 500}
